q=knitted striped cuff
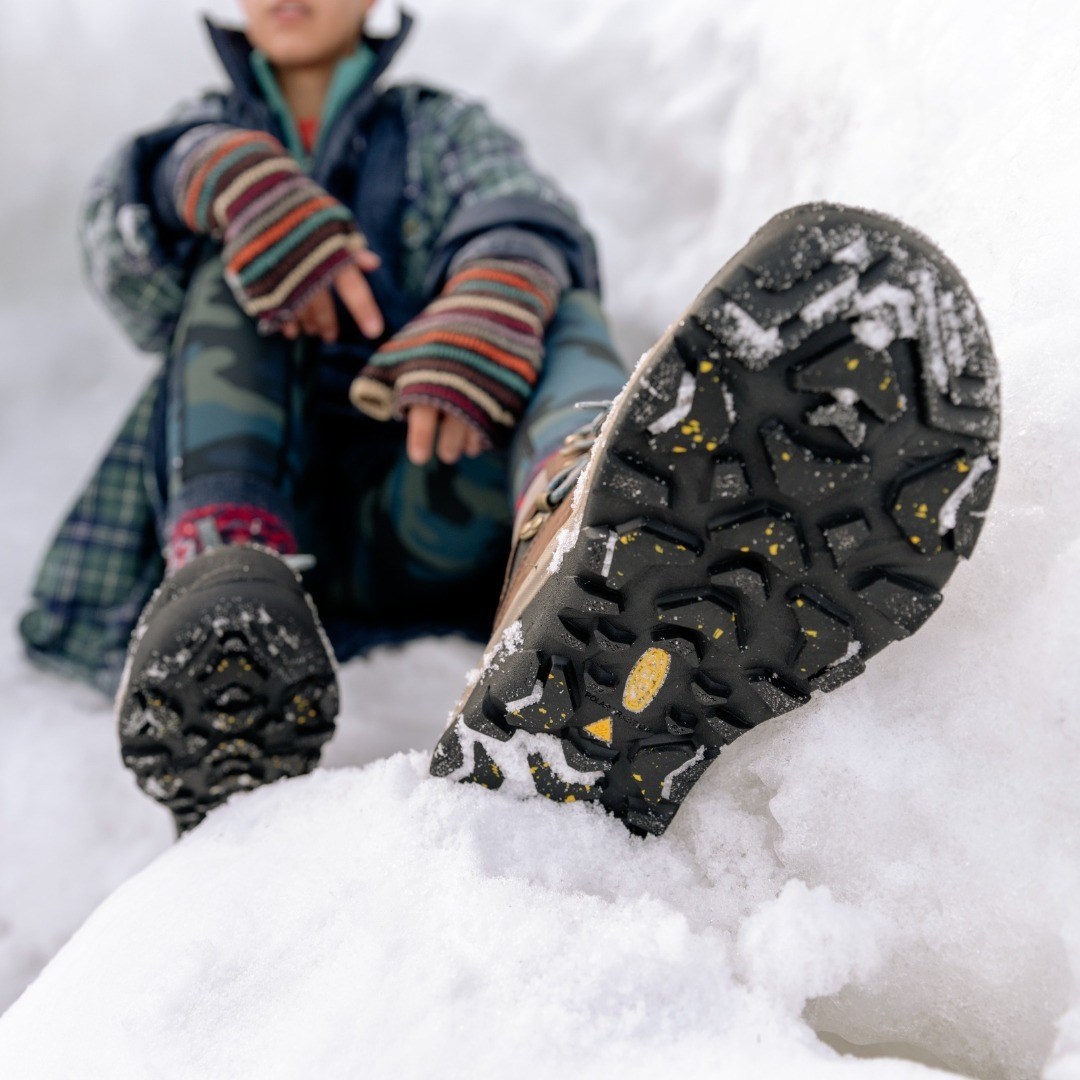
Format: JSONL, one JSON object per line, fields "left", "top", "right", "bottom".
{"left": 172, "top": 126, "right": 366, "bottom": 334}
{"left": 349, "top": 256, "right": 562, "bottom": 447}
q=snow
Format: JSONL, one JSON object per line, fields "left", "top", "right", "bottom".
{"left": 800, "top": 273, "right": 860, "bottom": 325}
{"left": 1, "top": 0, "right": 1079, "bottom": 1078}
{"left": 646, "top": 369, "right": 698, "bottom": 434}
{"left": 717, "top": 300, "right": 786, "bottom": 368}
{"left": 938, "top": 455, "right": 994, "bottom": 535}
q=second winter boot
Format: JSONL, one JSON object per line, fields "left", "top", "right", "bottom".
{"left": 430, "top": 202, "right": 1001, "bottom": 837}
{"left": 116, "top": 515, "right": 339, "bottom": 833}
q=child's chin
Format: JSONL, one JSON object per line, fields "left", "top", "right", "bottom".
{"left": 258, "top": 36, "right": 320, "bottom": 64}
{"left": 251, "top": 19, "right": 364, "bottom": 67}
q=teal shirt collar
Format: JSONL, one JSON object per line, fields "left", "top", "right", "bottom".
{"left": 249, "top": 43, "right": 379, "bottom": 165}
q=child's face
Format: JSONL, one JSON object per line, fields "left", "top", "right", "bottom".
{"left": 239, "top": 0, "right": 376, "bottom": 68}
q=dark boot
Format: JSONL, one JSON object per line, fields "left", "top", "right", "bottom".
{"left": 116, "top": 541, "right": 339, "bottom": 833}
{"left": 430, "top": 202, "right": 1001, "bottom": 837}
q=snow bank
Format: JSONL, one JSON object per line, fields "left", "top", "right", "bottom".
{"left": 0, "top": 754, "right": 949, "bottom": 1080}
{"left": 1, "top": 0, "right": 1078, "bottom": 1077}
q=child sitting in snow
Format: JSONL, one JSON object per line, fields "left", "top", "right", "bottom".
{"left": 19, "top": 0, "right": 1001, "bottom": 837}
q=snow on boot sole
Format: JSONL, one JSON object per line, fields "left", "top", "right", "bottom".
{"left": 116, "top": 545, "right": 339, "bottom": 833}
{"left": 430, "top": 202, "right": 1001, "bottom": 837}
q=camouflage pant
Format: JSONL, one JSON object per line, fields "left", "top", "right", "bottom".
{"left": 155, "top": 253, "right": 628, "bottom": 631}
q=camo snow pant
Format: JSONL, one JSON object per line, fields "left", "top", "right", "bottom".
{"left": 153, "top": 252, "right": 628, "bottom": 633}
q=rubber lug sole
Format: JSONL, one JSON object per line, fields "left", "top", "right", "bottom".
{"left": 430, "top": 202, "right": 1000, "bottom": 837}
{"left": 116, "top": 546, "right": 339, "bottom": 833}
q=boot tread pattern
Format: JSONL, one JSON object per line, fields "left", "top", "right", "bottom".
{"left": 118, "top": 549, "right": 338, "bottom": 832}
{"left": 431, "top": 204, "right": 1000, "bottom": 836}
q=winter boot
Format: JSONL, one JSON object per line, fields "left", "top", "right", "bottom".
{"left": 116, "top": 511, "right": 338, "bottom": 833}
{"left": 430, "top": 202, "right": 1001, "bottom": 837}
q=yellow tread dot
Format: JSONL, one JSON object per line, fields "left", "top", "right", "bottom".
{"left": 622, "top": 647, "right": 672, "bottom": 714}
{"left": 846, "top": 357, "right": 860, "bottom": 370}
{"left": 699, "top": 361, "right": 714, "bottom": 373}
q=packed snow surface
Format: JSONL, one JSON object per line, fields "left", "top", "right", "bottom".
{"left": 1, "top": 1, "right": 1079, "bottom": 1078}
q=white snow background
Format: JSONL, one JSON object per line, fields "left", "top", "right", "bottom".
{"left": 0, "top": 0, "right": 1078, "bottom": 1077}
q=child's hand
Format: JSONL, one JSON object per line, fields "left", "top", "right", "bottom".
{"left": 172, "top": 126, "right": 382, "bottom": 338}
{"left": 405, "top": 405, "right": 486, "bottom": 466}
{"left": 348, "top": 256, "right": 563, "bottom": 453}
{"left": 279, "top": 248, "right": 385, "bottom": 343}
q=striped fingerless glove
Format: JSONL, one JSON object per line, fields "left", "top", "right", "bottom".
{"left": 172, "top": 125, "right": 366, "bottom": 334}
{"left": 349, "top": 256, "right": 562, "bottom": 448}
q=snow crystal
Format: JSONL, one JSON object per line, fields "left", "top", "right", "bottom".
{"left": 546, "top": 520, "right": 579, "bottom": 576}
{"left": 599, "top": 529, "right": 619, "bottom": 578}
{"left": 503, "top": 678, "right": 544, "bottom": 713}
{"left": 717, "top": 301, "right": 784, "bottom": 369}
{"left": 443, "top": 719, "right": 604, "bottom": 790}
{"left": 832, "top": 235, "right": 873, "bottom": 269}
{"left": 461, "top": 619, "right": 524, "bottom": 694}
{"left": 851, "top": 315, "right": 896, "bottom": 351}
{"left": 800, "top": 272, "right": 859, "bottom": 324}
{"left": 721, "top": 385, "right": 738, "bottom": 424}
{"left": 660, "top": 745, "right": 707, "bottom": 801}
{"left": 913, "top": 266, "right": 951, "bottom": 394}
{"left": 828, "top": 640, "right": 862, "bottom": 667}
{"left": 646, "top": 370, "right": 696, "bottom": 434}
{"left": 852, "top": 281, "right": 919, "bottom": 340}
{"left": 938, "top": 455, "right": 993, "bottom": 534}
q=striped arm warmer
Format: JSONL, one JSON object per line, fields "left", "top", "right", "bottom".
{"left": 349, "top": 256, "right": 563, "bottom": 447}
{"left": 172, "top": 126, "right": 366, "bottom": 334}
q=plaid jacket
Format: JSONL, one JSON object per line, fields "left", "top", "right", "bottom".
{"left": 18, "top": 7, "right": 603, "bottom": 696}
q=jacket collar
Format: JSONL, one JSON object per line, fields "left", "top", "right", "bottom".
{"left": 203, "top": 6, "right": 415, "bottom": 106}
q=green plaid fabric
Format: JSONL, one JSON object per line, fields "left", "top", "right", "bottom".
{"left": 18, "top": 373, "right": 166, "bottom": 695}
{"left": 79, "top": 92, "right": 230, "bottom": 354}
{"left": 397, "top": 88, "right": 591, "bottom": 301}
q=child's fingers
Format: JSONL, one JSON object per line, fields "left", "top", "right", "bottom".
{"left": 355, "top": 248, "right": 382, "bottom": 271}
{"left": 298, "top": 298, "right": 322, "bottom": 339}
{"left": 464, "top": 427, "right": 485, "bottom": 458}
{"left": 406, "top": 405, "right": 439, "bottom": 466}
{"left": 335, "top": 264, "right": 385, "bottom": 339}
{"left": 436, "top": 414, "right": 469, "bottom": 464}
{"left": 309, "top": 290, "right": 339, "bottom": 342}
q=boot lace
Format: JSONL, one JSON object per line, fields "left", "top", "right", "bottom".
{"left": 542, "top": 400, "right": 613, "bottom": 509}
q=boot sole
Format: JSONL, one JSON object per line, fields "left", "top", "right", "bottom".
{"left": 116, "top": 546, "right": 339, "bottom": 833}
{"left": 430, "top": 202, "right": 1001, "bottom": 836}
